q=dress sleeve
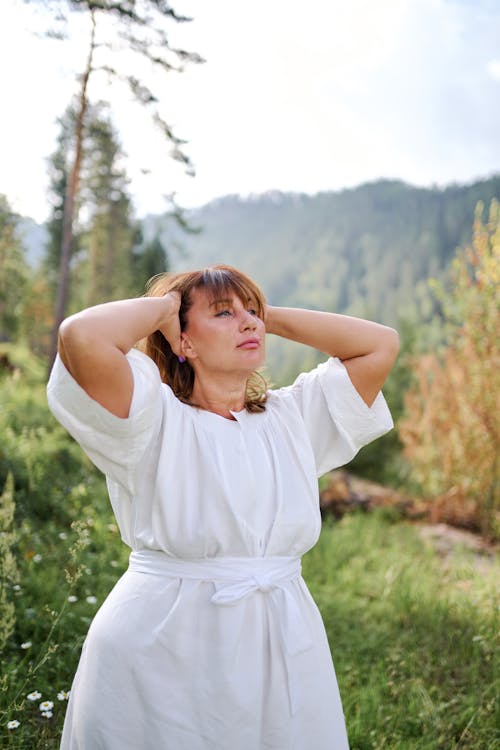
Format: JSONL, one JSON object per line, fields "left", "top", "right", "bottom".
{"left": 46, "top": 348, "right": 163, "bottom": 489}
{"left": 276, "top": 357, "right": 394, "bottom": 476}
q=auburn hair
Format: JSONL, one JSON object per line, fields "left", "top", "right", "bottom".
{"left": 139, "top": 265, "right": 268, "bottom": 412}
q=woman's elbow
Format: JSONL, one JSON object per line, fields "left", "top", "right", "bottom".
{"left": 381, "top": 326, "right": 400, "bottom": 366}
{"left": 58, "top": 314, "right": 95, "bottom": 354}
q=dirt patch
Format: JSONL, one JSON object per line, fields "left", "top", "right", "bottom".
{"left": 320, "top": 471, "right": 499, "bottom": 568}
{"left": 416, "top": 522, "right": 498, "bottom": 570}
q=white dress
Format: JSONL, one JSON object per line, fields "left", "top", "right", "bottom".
{"left": 47, "top": 348, "right": 394, "bottom": 750}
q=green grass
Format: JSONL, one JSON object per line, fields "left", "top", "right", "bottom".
{"left": 303, "top": 512, "right": 499, "bottom": 750}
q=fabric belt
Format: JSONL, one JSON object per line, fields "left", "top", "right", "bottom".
{"left": 128, "top": 549, "right": 313, "bottom": 714}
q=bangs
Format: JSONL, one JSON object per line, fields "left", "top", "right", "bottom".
{"left": 195, "top": 267, "right": 265, "bottom": 319}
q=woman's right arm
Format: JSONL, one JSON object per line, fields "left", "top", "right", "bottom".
{"left": 57, "top": 294, "right": 181, "bottom": 419}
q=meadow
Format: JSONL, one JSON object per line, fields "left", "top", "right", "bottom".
{"left": 0, "top": 348, "right": 498, "bottom": 749}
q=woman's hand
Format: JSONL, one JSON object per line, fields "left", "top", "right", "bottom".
{"left": 158, "top": 291, "right": 182, "bottom": 357}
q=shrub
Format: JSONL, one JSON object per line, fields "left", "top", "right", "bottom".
{"left": 399, "top": 200, "right": 500, "bottom": 539}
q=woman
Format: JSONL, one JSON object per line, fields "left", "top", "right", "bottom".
{"left": 47, "top": 264, "right": 399, "bottom": 750}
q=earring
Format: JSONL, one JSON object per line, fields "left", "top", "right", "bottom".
{"left": 178, "top": 356, "right": 186, "bottom": 363}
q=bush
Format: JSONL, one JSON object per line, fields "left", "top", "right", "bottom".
{"left": 399, "top": 200, "right": 500, "bottom": 539}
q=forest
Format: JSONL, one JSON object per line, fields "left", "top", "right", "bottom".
{"left": 1, "top": 0, "right": 499, "bottom": 747}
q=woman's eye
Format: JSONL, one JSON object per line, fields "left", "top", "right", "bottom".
{"left": 215, "top": 309, "right": 232, "bottom": 317}
{"left": 248, "top": 308, "right": 257, "bottom": 316}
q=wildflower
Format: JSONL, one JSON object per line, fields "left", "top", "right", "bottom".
{"left": 7, "top": 720, "right": 20, "bottom": 729}
{"left": 41, "top": 711, "right": 53, "bottom": 718}
{"left": 110, "top": 560, "right": 119, "bottom": 568}
{"left": 39, "top": 701, "right": 54, "bottom": 712}
{"left": 13, "top": 584, "right": 21, "bottom": 591}
{"left": 86, "top": 595, "right": 97, "bottom": 604}
{"left": 27, "top": 691, "right": 42, "bottom": 701}
{"left": 59, "top": 532, "right": 68, "bottom": 540}
{"left": 33, "top": 554, "right": 42, "bottom": 563}
{"left": 67, "top": 595, "right": 78, "bottom": 603}
{"left": 57, "top": 690, "right": 70, "bottom": 701}
{"left": 21, "top": 641, "right": 32, "bottom": 649}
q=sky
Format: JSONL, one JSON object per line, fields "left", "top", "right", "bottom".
{"left": 0, "top": 0, "right": 499, "bottom": 223}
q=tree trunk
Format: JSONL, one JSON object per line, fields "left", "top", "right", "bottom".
{"left": 48, "top": 11, "right": 96, "bottom": 372}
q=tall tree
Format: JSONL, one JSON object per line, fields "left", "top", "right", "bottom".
{"left": 45, "top": 108, "right": 77, "bottom": 297}
{"left": 25, "top": 0, "right": 204, "bottom": 367}
{"left": 81, "top": 107, "right": 138, "bottom": 305}
{"left": 132, "top": 234, "right": 169, "bottom": 291}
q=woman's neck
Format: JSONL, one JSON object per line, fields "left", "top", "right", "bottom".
{"left": 190, "top": 375, "right": 247, "bottom": 419}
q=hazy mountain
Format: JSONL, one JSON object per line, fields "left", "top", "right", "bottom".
{"left": 142, "top": 176, "right": 500, "bottom": 327}
{"left": 16, "top": 216, "right": 48, "bottom": 268}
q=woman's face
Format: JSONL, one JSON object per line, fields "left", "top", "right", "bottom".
{"left": 181, "top": 287, "right": 266, "bottom": 375}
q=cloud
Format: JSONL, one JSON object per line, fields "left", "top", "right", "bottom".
{"left": 486, "top": 59, "right": 500, "bottom": 80}
{"left": 1, "top": 0, "right": 500, "bottom": 221}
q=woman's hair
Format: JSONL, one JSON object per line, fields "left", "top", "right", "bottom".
{"left": 140, "top": 264, "right": 268, "bottom": 412}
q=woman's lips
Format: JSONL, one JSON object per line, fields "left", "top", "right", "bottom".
{"left": 237, "top": 339, "right": 260, "bottom": 349}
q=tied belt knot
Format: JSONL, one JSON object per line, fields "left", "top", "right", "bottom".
{"left": 128, "top": 549, "right": 314, "bottom": 714}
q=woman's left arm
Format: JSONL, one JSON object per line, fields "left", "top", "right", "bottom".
{"left": 265, "top": 306, "right": 400, "bottom": 408}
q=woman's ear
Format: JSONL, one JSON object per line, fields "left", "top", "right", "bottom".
{"left": 180, "top": 333, "right": 197, "bottom": 359}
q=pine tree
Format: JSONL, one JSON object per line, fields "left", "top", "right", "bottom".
{"left": 81, "top": 108, "right": 138, "bottom": 306}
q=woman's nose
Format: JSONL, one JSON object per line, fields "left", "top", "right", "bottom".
{"left": 239, "top": 310, "right": 257, "bottom": 330}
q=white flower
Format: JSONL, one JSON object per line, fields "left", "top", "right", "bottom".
{"left": 33, "top": 554, "right": 42, "bottom": 563}
{"left": 59, "top": 532, "right": 68, "bottom": 540}
{"left": 67, "top": 595, "right": 78, "bottom": 603}
{"left": 86, "top": 596, "right": 97, "bottom": 604}
{"left": 20, "top": 641, "right": 32, "bottom": 649}
{"left": 27, "top": 691, "right": 42, "bottom": 701}
{"left": 110, "top": 560, "right": 119, "bottom": 568}
{"left": 13, "top": 584, "right": 21, "bottom": 591}
{"left": 39, "top": 701, "right": 54, "bottom": 712}
{"left": 41, "top": 710, "right": 53, "bottom": 718}
{"left": 7, "top": 719, "right": 20, "bottom": 729}
{"left": 57, "top": 690, "right": 70, "bottom": 701}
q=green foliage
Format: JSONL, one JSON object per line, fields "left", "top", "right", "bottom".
{"left": 0, "top": 196, "right": 30, "bottom": 342}
{"left": 0, "top": 346, "right": 103, "bottom": 526}
{"left": 0, "top": 474, "right": 19, "bottom": 654}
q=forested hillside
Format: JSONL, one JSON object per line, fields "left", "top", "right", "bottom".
{"left": 145, "top": 176, "right": 500, "bottom": 325}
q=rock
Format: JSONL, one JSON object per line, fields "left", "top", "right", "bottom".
{"left": 319, "top": 470, "right": 427, "bottom": 520}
